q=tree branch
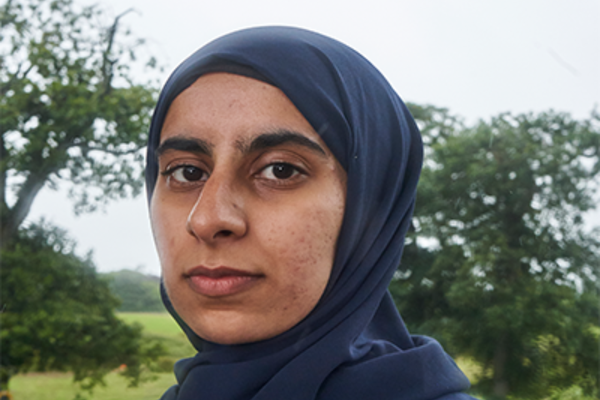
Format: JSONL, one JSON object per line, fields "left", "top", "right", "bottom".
{"left": 101, "top": 8, "right": 134, "bottom": 95}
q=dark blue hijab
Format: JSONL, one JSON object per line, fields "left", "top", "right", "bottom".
{"left": 146, "top": 26, "right": 474, "bottom": 400}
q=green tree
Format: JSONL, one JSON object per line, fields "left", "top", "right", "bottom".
{"left": 105, "top": 269, "right": 163, "bottom": 312}
{"left": 0, "top": 0, "right": 163, "bottom": 394}
{"left": 0, "top": 0, "right": 157, "bottom": 247}
{"left": 0, "top": 221, "right": 165, "bottom": 392}
{"left": 393, "top": 106, "right": 600, "bottom": 399}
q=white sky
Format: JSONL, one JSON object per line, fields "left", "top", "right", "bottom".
{"left": 27, "top": 0, "right": 600, "bottom": 275}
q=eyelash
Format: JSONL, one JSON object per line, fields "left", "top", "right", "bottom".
{"left": 160, "top": 162, "right": 306, "bottom": 189}
{"left": 161, "top": 164, "right": 209, "bottom": 188}
{"left": 258, "top": 162, "right": 304, "bottom": 182}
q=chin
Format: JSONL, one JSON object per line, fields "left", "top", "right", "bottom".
{"left": 185, "top": 308, "right": 303, "bottom": 345}
{"left": 191, "top": 322, "right": 271, "bottom": 345}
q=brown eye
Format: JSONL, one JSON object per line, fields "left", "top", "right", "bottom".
{"left": 261, "top": 163, "right": 300, "bottom": 180}
{"left": 181, "top": 166, "right": 205, "bottom": 181}
{"left": 166, "top": 165, "right": 209, "bottom": 184}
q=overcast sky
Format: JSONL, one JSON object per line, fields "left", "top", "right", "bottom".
{"left": 27, "top": 0, "right": 600, "bottom": 275}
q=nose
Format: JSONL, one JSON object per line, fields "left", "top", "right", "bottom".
{"left": 186, "top": 172, "right": 247, "bottom": 244}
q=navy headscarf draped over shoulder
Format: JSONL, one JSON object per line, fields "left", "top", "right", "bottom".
{"left": 146, "top": 26, "right": 475, "bottom": 400}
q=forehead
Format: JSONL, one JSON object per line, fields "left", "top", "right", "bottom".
{"left": 160, "top": 72, "right": 326, "bottom": 150}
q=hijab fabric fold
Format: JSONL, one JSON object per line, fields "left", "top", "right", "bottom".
{"left": 146, "top": 26, "right": 475, "bottom": 400}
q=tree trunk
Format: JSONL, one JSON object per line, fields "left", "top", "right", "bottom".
{"left": 492, "top": 334, "right": 509, "bottom": 398}
{"left": 0, "top": 132, "right": 7, "bottom": 228}
{"left": 0, "top": 172, "right": 46, "bottom": 249}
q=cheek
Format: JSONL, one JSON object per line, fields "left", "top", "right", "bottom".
{"left": 269, "top": 202, "right": 344, "bottom": 303}
{"left": 150, "top": 197, "right": 184, "bottom": 270}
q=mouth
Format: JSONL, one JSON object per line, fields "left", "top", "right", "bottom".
{"left": 184, "top": 266, "right": 263, "bottom": 297}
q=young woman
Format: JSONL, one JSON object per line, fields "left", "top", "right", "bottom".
{"left": 146, "top": 26, "right": 475, "bottom": 400}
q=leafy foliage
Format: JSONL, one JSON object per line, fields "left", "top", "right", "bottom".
{"left": 105, "top": 270, "right": 163, "bottom": 312}
{"left": 0, "top": 0, "right": 158, "bottom": 246}
{"left": 0, "top": 221, "right": 165, "bottom": 392}
{"left": 392, "top": 106, "right": 600, "bottom": 398}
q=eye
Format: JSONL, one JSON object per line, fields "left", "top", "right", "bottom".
{"left": 260, "top": 163, "right": 301, "bottom": 180}
{"left": 163, "top": 165, "right": 209, "bottom": 186}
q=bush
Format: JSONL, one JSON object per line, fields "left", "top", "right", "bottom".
{"left": 0, "top": 221, "right": 165, "bottom": 391}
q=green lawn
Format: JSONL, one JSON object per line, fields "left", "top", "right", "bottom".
{"left": 10, "top": 371, "right": 176, "bottom": 400}
{"left": 118, "top": 312, "right": 196, "bottom": 360}
{"left": 118, "top": 312, "right": 186, "bottom": 338}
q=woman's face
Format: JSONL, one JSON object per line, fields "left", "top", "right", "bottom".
{"left": 150, "top": 73, "right": 347, "bottom": 345}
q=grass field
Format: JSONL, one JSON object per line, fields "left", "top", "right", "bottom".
{"left": 9, "top": 312, "right": 194, "bottom": 400}
{"left": 10, "top": 371, "right": 176, "bottom": 400}
{"left": 118, "top": 312, "right": 188, "bottom": 338}
{"left": 118, "top": 312, "right": 196, "bottom": 360}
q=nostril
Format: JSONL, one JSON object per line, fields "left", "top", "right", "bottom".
{"left": 216, "top": 230, "right": 233, "bottom": 238}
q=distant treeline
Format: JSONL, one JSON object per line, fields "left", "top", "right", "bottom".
{"left": 104, "top": 270, "right": 164, "bottom": 312}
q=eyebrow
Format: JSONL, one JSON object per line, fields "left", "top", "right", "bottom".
{"left": 240, "top": 130, "right": 327, "bottom": 157}
{"left": 155, "top": 130, "right": 327, "bottom": 160}
{"left": 155, "top": 137, "right": 213, "bottom": 158}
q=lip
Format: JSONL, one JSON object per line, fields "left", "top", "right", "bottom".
{"left": 184, "top": 266, "right": 263, "bottom": 297}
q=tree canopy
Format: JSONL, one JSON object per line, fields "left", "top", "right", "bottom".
{"left": 0, "top": 0, "right": 157, "bottom": 247}
{"left": 393, "top": 105, "right": 600, "bottom": 399}
{"left": 0, "top": 221, "right": 164, "bottom": 391}
{"left": 0, "top": 0, "right": 164, "bottom": 393}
